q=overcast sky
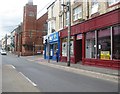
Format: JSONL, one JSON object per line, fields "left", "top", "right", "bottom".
{"left": 0, "top": 0, "right": 54, "bottom": 40}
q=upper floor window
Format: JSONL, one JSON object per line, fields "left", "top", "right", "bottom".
{"left": 108, "top": 0, "right": 120, "bottom": 6}
{"left": 29, "top": 11, "right": 35, "bottom": 17}
{"left": 59, "top": 0, "right": 64, "bottom": 11}
{"left": 73, "top": 6, "right": 82, "bottom": 21}
{"left": 51, "top": 20, "right": 55, "bottom": 31}
{"left": 48, "top": 20, "right": 56, "bottom": 34}
{"left": 65, "top": 11, "right": 69, "bottom": 26}
{"left": 59, "top": 15, "right": 63, "bottom": 29}
{"left": 91, "top": 0, "right": 99, "bottom": 15}
{"left": 48, "top": 22, "right": 51, "bottom": 34}
{"left": 51, "top": 5, "right": 54, "bottom": 17}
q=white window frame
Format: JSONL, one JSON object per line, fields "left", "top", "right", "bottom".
{"left": 60, "top": 0, "right": 64, "bottom": 10}
{"left": 65, "top": 11, "right": 69, "bottom": 26}
{"left": 51, "top": 20, "right": 55, "bottom": 31}
{"left": 73, "top": 6, "right": 82, "bottom": 21}
{"left": 51, "top": 5, "right": 54, "bottom": 17}
{"left": 48, "top": 20, "right": 56, "bottom": 34}
{"left": 59, "top": 15, "right": 63, "bottom": 29}
{"left": 48, "top": 21, "right": 51, "bottom": 35}
{"left": 91, "top": 0, "right": 99, "bottom": 15}
{"left": 108, "top": 0, "right": 120, "bottom": 6}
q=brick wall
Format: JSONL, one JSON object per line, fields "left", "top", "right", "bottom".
{"left": 21, "top": 3, "right": 48, "bottom": 56}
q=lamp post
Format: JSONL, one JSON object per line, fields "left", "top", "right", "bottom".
{"left": 61, "top": 1, "right": 71, "bottom": 66}
{"left": 33, "top": 42, "right": 34, "bottom": 56}
{"left": 48, "top": 36, "right": 50, "bottom": 63}
{"left": 67, "top": 1, "right": 71, "bottom": 66}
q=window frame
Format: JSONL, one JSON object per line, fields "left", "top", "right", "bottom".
{"left": 73, "top": 6, "right": 82, "bottom": 21}
{"left": 59, "top": 15, "right": 63, "bottom": 29}
{"left": 108, "top": 0, "right": 120, "bottom": 6}
{"left": 65, "top": 11, "right": 69, "bottom": 26}
{"left": 91, "top": 0, "right": 99, "bottom": 15}
{"left": 85, "top": 25, "right": 120, "bottom": 60}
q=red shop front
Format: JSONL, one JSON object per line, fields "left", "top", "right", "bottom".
{"left": 60, "top": 8, "right": 120, "bottom": 69}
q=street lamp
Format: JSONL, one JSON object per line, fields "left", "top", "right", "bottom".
{"left": 48, "top": 36, "right": 50, "bottom": 63}
{"left": 33, "top": 42, "right": 34, "bottom": 56}
{"left": 61, "top": 1, "right": 71, "bottom": 66}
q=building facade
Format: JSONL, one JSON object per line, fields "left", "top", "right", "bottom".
{"left": 18, "top": 0, "right": 48, "bottom": 56}
{"left": 44, "top": 0, "right": 61, "bottom": 61}
{"left": 57, "top": 0, "right": 120, "bottom": 69}
{"left": 10, "top": 29, "right": 16, "bottom": 53}
{"left": 1, "top": 35, "right": 7, "bottom": 50}
{"left": 14, "top": 25, "right": 22, "bottom": 55}
{"left": 36, "top": 13, "right": 48, "bottom": 54}
{"left": 22, "top": 1, "right": 37, "bottom": 55}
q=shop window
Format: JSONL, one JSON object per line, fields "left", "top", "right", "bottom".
{"left": 62, "top": 38, "right": 67, "bottom": 56}
{"left": 46, "top": 45, "right": 49, "bottom": 56}
{"left": 85, "top": 31, "right": 95, "bottom": 58}
{"left": 113, "top": 25, "right": 120, "bottom": 60}
{"left": 62, "top": 37, "right": 74, "bottom": 57}
{"left": 70, "top": 36, "right": 74, "bottom": 56}
{"left": 50, "top": 44, "right": 53, "bottom": 56}
{"left": 98, "top": 28, "right": 111, "bottom": 60}
{"left": 54, "top": 43, "right": 58, "bottom": 55}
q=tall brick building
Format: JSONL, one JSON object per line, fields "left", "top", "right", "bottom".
{"left": 14, "top": 0, "right": 48, "bottom": 56}
{"left": 22, "top": 0, "right": 37, "bottom": 55}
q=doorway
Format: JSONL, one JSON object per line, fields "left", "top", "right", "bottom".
{"left": 76, "top": 39, "right": 82, "bottom": 63}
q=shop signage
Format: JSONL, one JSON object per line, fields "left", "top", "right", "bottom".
{"left": 49, "top": 32, "right": 59, "bottom": 42}
{"left": 100, "top": 51, "right": 110, "bottom": 60}
{"left": 77, "top": 34, "right": 82, "bottom": 40}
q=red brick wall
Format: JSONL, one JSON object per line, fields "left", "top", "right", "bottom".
{"left": 34, "top": 13, "right": 48, "bottom": 54}
{"left": 21, "top": 4, "right": 37, "bottom": 55}
{"left": 36, "top": 13, "right": 48, "bottom": 32}
{"left": 21, "top": 3, "right": 48, "bottom": 56}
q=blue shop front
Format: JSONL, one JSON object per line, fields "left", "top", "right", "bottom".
{"left": 44, "top": 32, "right": 60, "bottom": 61}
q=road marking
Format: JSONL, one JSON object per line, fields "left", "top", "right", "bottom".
{"left": 27, "top": 59, "right": 35, "bottom": 62}
{"left": 19, "top": 72, "right": 37, "bottom": 87}
{"left": 10, "top": 65, "right": 16, "bottom": 69}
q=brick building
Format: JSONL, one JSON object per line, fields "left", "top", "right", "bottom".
{"left": 14, "top": 25, "right": 22, "bottom": 55}
{"left": 15, "top": 0, "right": 48, "bottom": 56}
{"left": 44, "top": 0, "right": 120, "bottom": 69}
{"left": 22, "top": 1, "right": 37, "bottom": 55}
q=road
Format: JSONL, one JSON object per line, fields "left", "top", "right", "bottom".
{"left": 1, "top": 53, "right": 119, "bottom": 92}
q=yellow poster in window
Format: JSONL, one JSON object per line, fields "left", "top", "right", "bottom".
{"left": 100, "top": 51, "right": 110, "bottom": 60}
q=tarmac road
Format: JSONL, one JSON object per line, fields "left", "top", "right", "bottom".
{"left": 2, "top": 64, "right": 40, "bottom": 92}
{"left": 1, "top": 53, "right": 119, "bottom": 92}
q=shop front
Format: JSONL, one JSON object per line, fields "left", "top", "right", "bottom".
{"left": 84, "top": 25, "right": 120, "bottom": 69}
{"left": 61, "top": 36, "right": 75, "bottom": 63}
{"left": 44, "top": 32, "right": 60, "bottom": 61}
{"left": 60, "top": 9, "right": 120, "bottom": 69}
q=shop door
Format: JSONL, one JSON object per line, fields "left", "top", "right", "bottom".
{"left": 76, "top": 39, "right": 82, "bottom": 62}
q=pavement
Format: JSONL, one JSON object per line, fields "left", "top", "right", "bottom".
{"left": 24, "top": 55, "right": 119, "bottom": 83}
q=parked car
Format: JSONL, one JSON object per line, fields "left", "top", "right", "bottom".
{"left": 0, "top": 49, "right": 7, "bottom": 55}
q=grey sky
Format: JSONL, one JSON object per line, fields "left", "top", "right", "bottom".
{"left": 0, "top": 0, "right": 54, "bottom": 39}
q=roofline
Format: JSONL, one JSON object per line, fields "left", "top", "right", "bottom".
{"left": 47, "top": 0, "right": 57, "bottom": 10}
